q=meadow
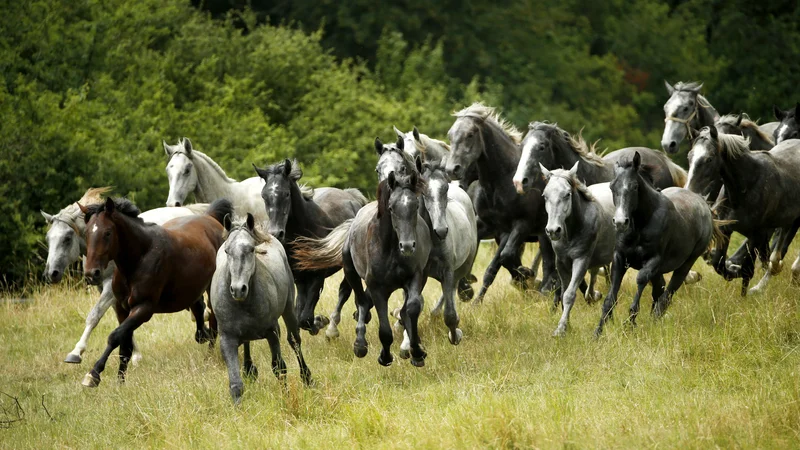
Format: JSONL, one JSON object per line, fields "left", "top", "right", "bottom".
{"left": 1, "top": 242, "right": 799, "bottom": 448}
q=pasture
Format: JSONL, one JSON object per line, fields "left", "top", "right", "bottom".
{"left": 2, "top": 241, "right": 799, "bottom": 448}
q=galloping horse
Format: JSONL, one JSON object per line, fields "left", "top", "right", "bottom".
{"left": 78, "top": 198, "right": 232, "bottom": 387}
{"left": 253, "top": 159, "right": 367, "bottom": 335}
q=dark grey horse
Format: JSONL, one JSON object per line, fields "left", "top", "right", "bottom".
{"left": 773, "top": 103, "right": 800, "bottom": 144}
{"left": 595, "top": 152, "right": 717, "bottom": 336}
{"left": 540, "top": 163, "right": 616, "bottom": 336}
{"left": 253, "top": 159, "right": 367, "bottom": 335}
{"left": 293, "top": 172, "right": 432, "bottom": 367}
{"left": 211, "top": 214, "right": 311, "bottom": 404}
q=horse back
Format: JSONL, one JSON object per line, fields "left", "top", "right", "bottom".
{"left": 604, "top": 147, "right": 680, "bottom": 189}
{"left": 313, "top": 187, "right": 365, "bottom": 226}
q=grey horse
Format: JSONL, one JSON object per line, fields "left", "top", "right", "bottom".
{"left": 211, "top": 213, "right": 312, "bottom": 404}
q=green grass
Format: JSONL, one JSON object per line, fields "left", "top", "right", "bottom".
{"left": 2, "top": 243, "right": 800, "bottom": 449}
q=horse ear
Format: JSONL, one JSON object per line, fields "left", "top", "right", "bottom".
{"left": 538, "top": 163, "right": 551, "bottom": 180}
{"left": 664, "top": 80, "right": 675, "bottom": 95}
{"left": 387, "top": 171, "right": 397, "bottom": 190}
{"left": 246, "top": 213, "right": 255, "bottom": 231}
{"left": 395, "top": 135, "right": 404, "bottom": 150}
{"left": 283, "top": 159, "right": 292, "bottom": 176}
{"left": 393, "top": 125, "right": 404, "bottom": 139}
{"left": 41, "top": 210, "right": 54, "bottom": 223}
{"left": 223, "top": 214, "right": 232, "bottom": 232}
{"left": 413, "top": 126, "right": 421, "bottom": 142}
{"left": 252, "top": 163, "right": 268, "bottom": 179}
{"left": 709, "top": 125, "right": 718, "bottom": 140}
{"left": 182, "top": 137, "right": 193, "bottom": 155}
{"left": 77, "top": 202, "right": 89, "bottom": 214}
{"left": 568, "top": 161, "right": 579, "bottom": 177}
{"left": 163, "top": 140, "right": 172, "bottom": 157}
{"left": 374, "top": 137, "right": 384, "bottom": 155}
{"left": 736, "top": 114, "right": 743, "bottom": 127}
{"left": 632, "top": 151, "right": 641, "bottom": 168}
{"left": 692, "top": 83, "right": 704, "bottom": 94}
{"left": 774, "top": 105, "right": 785, "bottom": 120}
{"left": 690, "top": 127, "right": 701, "bottom": 138}
{"left": 415, "top": 156, "right": 422, "bottom": 174}
{"left": 410, "top": 170, "right": 418, "bottom": 188}
{"left": 105, "top": 197, "right": 116, "bottom": 214}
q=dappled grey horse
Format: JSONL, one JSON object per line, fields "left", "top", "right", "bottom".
{"left": 773, "top": 103, "right": 799, "bottom": 144}
{"left": 41, "top": 187, "right": 207, "bottom": 364}
{"left": 596, "top": 152, "right": 717, "bottom": 337}
{"left": 540, "top": 163, "right": 615, "bottom": 336}
{"left": 661, "top": 81, "right": 720, "bottom": 154}
{"left": 211, "top": 214, "right": 311, "bottom": 404}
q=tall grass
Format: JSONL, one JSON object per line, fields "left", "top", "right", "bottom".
{"left": 1, "top": 243, "right": 799, "bottom": 448}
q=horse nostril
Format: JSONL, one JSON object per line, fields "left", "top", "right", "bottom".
{"left": 453, "top": 164, "right": 462, "bottom": 174}
{"left": 522, "top": 177, "right": 529, "bottom": 186}
{"left": 51, "top": 270, "right": 60, "bottom": 279}
{"left": 277, "top": 230, "right": 285, "bottom": 240}
{"left": 241, "top": 285, "right": 247, "bottom": 294}
{"left": 669, "top": 141, "right": 677, "bottom": 149}
{"left": 92, "top": 269, "right": 101, "bottom": 279}
{"left": 174, "top": 201, "right": 182, "bottom": 207}
{"left": 412, "top": 241, "right": 416, "bottom": 249}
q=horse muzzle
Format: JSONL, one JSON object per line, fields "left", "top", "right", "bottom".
{"left": 230, "top": 284, "right": 249, "bottom": 301}
{"left": 84, "top": 268, "right": 103, "bottom": 286}
{"left": 399, "top": 241, "right": 417, "bottom": 257}
{"left": 545, "top": 226, "right": 563, "bottom": 242}
{"left": 46, "top": 268, "right": 63, "bottom": 284}
{"left": 613, "top": 216, "right": 630, "bottom": 232}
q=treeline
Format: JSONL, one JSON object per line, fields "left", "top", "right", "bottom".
{"left": 2, "top": 0, "right": 798, "bottom": 286}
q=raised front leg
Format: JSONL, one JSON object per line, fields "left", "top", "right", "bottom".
{"left": 654, "top": 255, "right": 698, "bottom": 317}
{"left": 66, "top": 277, "right": 116, "bottom": 364}
{"left": 219, "top": 335, "right": 243, "bottom": 404}
{"left": 325, "top": 279, "right": 353, "bottom": 339}
{"left": 296, "top": 276, "right": 329, "bottom": 335}
{"left": 595, "top": 252, "right": 627, "bottom": 337}
{"left": 402, "top": 271, "right": 428, "bottom": 367}
{"left": 554, "top": 257, "right": 590, "bottom": 337}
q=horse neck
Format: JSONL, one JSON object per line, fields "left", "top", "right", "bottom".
{"left": 556, "top": 140, "right": 611, "bottom": 183}
{"left": 745, "top": 128, "right": 773, "bottom": 150}
{"left": 633, "top": 178, "right": 662, "bottom": 224}
{"left": 476, "top": 124, "right": 519, "bottom": 188}
{"left": 719, "top": 151, "right": 760, "bottom": 205}
{"left": 375, "top": 207, "right": 399, "bottom": 253}
{"left": 192, "top": 152, "right": 236, "bottom": 203}
{"left": 697, "top": 96, "right": 719, "bottom": 128}
{"left": 112, "top": 215, "right": 153, "bottom": 275}
{"left": 565, "top": 191, "right": 589, "bottom": 234}
{"left": 286, "top": 181, "right": 328, "bottom": 238}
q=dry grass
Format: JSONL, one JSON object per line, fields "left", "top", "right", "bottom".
{"left": 1, "top": 242, "right": 800, "bottom": 448}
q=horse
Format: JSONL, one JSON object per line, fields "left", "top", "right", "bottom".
{"left": 661, "top": 81, "right": 721, "bottom": 154}
{"left": 211, "top": 213, "right": 312, "bottom": 404}
{"left": 41, "top": 187, "right": 209, "bottom": 364}
{"left": 540, "top": 162, "right": 616, "bottom": 336}
{"left": 293, "top": 172, "right": 432, "bottom": 367}
{"left": 252, "top": 159, "right": 367, "bottom": 335}
{"left": 715, "top": 114, "right": 775, "bottom": 150}
{"left": 691, "top": 127, "right": 800, "bottom": 295}
{"left": 444, "top": 103, "right": 553, "bottom": 300}
{"left": 512, "top": 122, "right": 687, "bottom": 194}
{"left": 392, "top": 162, "right": 478, "bottom": 351}
{"left": 163, "top": 137, "right": 267, "bottom": 224}
{"left": 77, "top": 197, "right": 233, "bottom": 387}
{"left": 595, "top": 152, "right": 718, "bottom": 337}
{"left": 773, "top": 103, "right": 800, "bottom": 144}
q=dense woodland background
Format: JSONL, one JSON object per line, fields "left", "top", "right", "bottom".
{"left": 2, "top": 0, "right": 798, "bottom": 286}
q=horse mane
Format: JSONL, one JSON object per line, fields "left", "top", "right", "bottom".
{"left": 529, "top": 122, "right": 605, "bottom": 167}
{"left": 717, "top": 114, "right": 775, "bottom": 145}
{"left": 263, "top": 159, "right": 314, "bottom": 200}
{"left": 416, "top": 134, "right": 451, "bottom": 157}
{"left": 698, "top": 127, "right": 751, "bottom": 159}
{"left": 178, "top": 149, "right": 237, "bottom": 183}
{"left": 53, "top": 187, "right": 112, "bottom": 230}
{"left": 453, "top": 103, "right": 522, "bottom": 144}
{"left": 548, "top": 168, "right": 595, "bottom": 202}
{"left": 222, "top": 219, "right": 273, "bottom": 247}
{"left": 84, "top": 198, "right": 142, "bottom": 224}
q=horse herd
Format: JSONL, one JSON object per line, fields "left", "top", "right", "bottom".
{"left": 38, "top": 80, "right": 800, "bottom": 403}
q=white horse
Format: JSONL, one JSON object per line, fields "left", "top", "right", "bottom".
{"left": 163, "top": 138, "right": 268, "bottom": 225}
{"left": 41, "top": 187, "right": 208, "bottom": 364}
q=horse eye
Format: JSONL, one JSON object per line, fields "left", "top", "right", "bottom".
{"left": 104, "top": 230, "right": 112, "bottom": 238}
{"left": 64, "top": 236, "right": 71, "bottom": 244}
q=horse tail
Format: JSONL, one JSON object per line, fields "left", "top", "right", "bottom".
{"left": 345, "top": 188, "right": 369, "bottom": 206}
{"left": 292, "top": 219, "right": 352, "bottom": 271}
{"left": 666, "top": 160, "right": 688, "bottom": 187}
{"left": 205, "top": 199, "right": 234, "bottom": 226}
{"left": 184, "top": 203, "right": 211, "bottom": 215}
{"left": 711, "top": 219, "right": 734, "bottom": 249}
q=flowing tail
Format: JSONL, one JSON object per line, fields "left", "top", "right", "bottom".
{"left": 711, "top": 218, "right": 735, "bottom": 249}
{"left": 345, "top": 188, "right": 369, "bottom": 206}
{"left": 292, "top": 219, "right": 353, "bottom": 271}
{"left": 667, "top": 160, "right": 688, "bottom": 187}
{"left": 205, "top": 199, "right": 234, "bottom": 226}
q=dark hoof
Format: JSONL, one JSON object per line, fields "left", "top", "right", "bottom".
{"left": 64, "top": 353, "right": 82, "bottom": 364}
{"left": 244, "top": 364, "right": 259, "bottom": 380}
{"left": 353, "top": 342, "right": 368, "bottom": 358}
{"left": 307, "top": 326, "right": 320, "bottom": 336}
{"left": 593, "top": 328, "right": 603, "bottom": 339}
{"left": 81, "top": 372, "right": 100, "bottom": 388}
{"left": 195, "top": 327, "right": 213, "bottom": 344}
{"left": 410, "top": 356, "right": 426, "bottom": 368}
{"left": 378, "top": 352, "right": 393, "bottom": 367}
{"left": 449, "top": 328, "right": 463, "bottom": 345}
{"left": 314, "top": 315, "right": 330, "bottom": 329}
{"left": 398, "top": 348, "right": 410, "bottom": 359}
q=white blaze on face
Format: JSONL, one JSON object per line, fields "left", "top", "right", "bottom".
{"left": 91, "top": 224, "right": 98, "bottom": 233}
{"left": 776, "top": 123, "right": 789, "bottom": 143}
{"left": 686, "top": 141, "right": 711, "bottom": 187}
{"left": 513, "top": 135, "right": 540, "bottom": 189}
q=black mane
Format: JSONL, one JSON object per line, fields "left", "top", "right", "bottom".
{"left": 84, "top": 198, "right": 142, "bottom": 223}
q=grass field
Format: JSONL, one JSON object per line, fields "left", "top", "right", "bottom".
{"left": 2, "top": 242, "right": 800, "bottom": 448}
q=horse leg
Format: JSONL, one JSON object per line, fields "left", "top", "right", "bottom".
{"left": 282, "top": 298, "right": 312, "bottom": 385}
{"left": 368, "top": 286, "right": 394, "bottom": 367}
{"left": 654, "top": 257, "right": 696, "bottom": 318}
{"left": 298, "top": 277, "right": 327, "bottom": 335}
{"left": 439, "top": 270, "right": 462, "bottom": 345}
{"left": 749, "top": 233, "right": 779, "bottom": 295}
{"left": 82, "top": 304, "right": 153, "bottom": 388}
{"left": 554, "top": 258, "right": 589, "bottom": 337}
{"left": 585, "top": 268, "right": 601, "bottom": 304}
{"left": 630, "top": 258, "right": 661, "bottom": 326}
{"left": 343, "top": 246, "right": 369, "bottom": 358}
{"left": 326, "top": 279, "right": 352, "bottom": 339}
{"left": 551, "top": 259, "right": 566, "bottom": 312}
{"left": 403, "top": 271, "right": 428, "bottom": 367}
{"left": 538, "top": 235, "right": 559, "bottom": 293}
{"left": 66, "top": 277, "right": 115, "bottom": 364}
{"left": 113, "top": 303, "right": 133, "bottom": 383}
{"left": 191, "top": 298, "right": 213, "bottom": 344}
{"left": 219, "top": 334, "right": 243, "bottom": 404}
{"left": 595, "top": 252, "right": 627, "bottom": 338}
{"left": 475, "top": 232, "right": 510, "bottom": 303}
{"left": 265, "top": 326, "right": 287, "bottom": 381}
{"left": 242, "top": 342, "right": 258, "bottom": 380}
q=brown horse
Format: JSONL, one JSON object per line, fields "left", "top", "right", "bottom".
{"left": 77, "top": 197, "right": 233, "bottom": 387}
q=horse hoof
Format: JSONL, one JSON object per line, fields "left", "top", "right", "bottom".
{"left": 552, "top": 327, "right": 567, "bottom": 337}
{"left": 308, "top": 326, "right": 320, "bottom": 336}
{"left": 131, "top": 353, "right": 142, "bottom": 366}
{"left": 457, "top": 286, "right": 475, "bottom": 302}
{"left": 410, "top": 356, "right": 426, "bottom": 368}
{"left": 684, "top": 271, "right": 702, "bottom": 285}
{"left": 314, "top": 315, "right": 330, "bottom": 329}
{"left": 393, "top": 321, "right": 404, "bottom": 334}
{"left": 398, "top": 348, "right": 410, "bottom": 360}
{"left": 325, "top": 327, "right": 340, "bottom": 340}
{"left": 748, "top": 286, "right": 764, "bottom": 296}
{"left": 353, "top": 343, "right": 368, "bottom": 358}
{"left": 81, "top": 372, "right": 100, "bottom": 388}
{"left": 449, "top": 328, "right": 463, "bottom": 345}
{"left": 64, "top": 353, "right": 82, "bottom": 364}
{"left": 378, "top": 353, "right": 393, "bottom": 367}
